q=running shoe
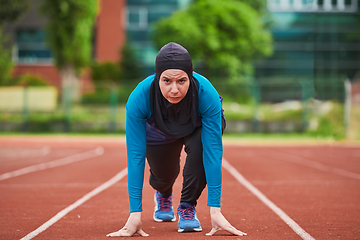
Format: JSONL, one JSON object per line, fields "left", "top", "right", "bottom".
{"left": 153, "top": 191, "right": 176, "bottom": 222}
{"left": 177, "top": 203, "right": 202, "bottom": 232}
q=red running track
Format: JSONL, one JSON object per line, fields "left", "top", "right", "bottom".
{"left": 0, "top": 136, "right": 359, "bottom": 240}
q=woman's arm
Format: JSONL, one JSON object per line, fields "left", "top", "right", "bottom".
{"left": 196, "top": 73, "right": 247, "bottom": 236}
{"left": 125, "top": 76, "right": 152, "bottom": 213}
{"left": 126, "top": 110, "right": 147, "bottom": 212}
{"left": 196, "top": 73, "right": 223, "bottom": 207}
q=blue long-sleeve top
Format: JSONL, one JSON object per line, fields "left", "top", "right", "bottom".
{"left": 125, "top": 72, "right": 223, "bottom": 213}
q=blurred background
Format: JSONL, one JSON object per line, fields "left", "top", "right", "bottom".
{"left": 0, "top": 0, "right": 359, "bottom": 142}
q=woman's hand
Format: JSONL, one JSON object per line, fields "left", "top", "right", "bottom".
{"left": 106, "top": 212, "right": 149, "bottom": 237}
{"left": 206, "top": 207, "right": 247, "bottom": 236}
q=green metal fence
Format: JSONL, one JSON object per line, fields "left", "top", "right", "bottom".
{"left": 0, "top": 78, "right": 352, "bottom": 137}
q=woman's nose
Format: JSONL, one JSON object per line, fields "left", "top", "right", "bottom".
{"left": 170, "top": 83, "right": 179, "bottom": 94}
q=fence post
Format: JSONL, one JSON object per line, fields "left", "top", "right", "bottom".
{"left": 22, "top": 86, "right": 29, "bottom": 132}
{"left": 344, "top": 78, "right": 351, "bottom": 138}
{"left": 252, "top": 82, "right": 260, "bottom": 133}
{"left": 300, "top": 80, "right": 313, "bottom": 132}
{"left": 64, "top": 86, "right": 71, "bottom": 132}
{"left": 109, "top": 83, "right": 118, "bottom": 133}
{"left": 302, "top": 98, "right": 309, "bottom": 132}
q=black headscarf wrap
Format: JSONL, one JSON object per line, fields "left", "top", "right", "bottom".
{"left": 150, "top": 42, "right": 199, "bottom": 138}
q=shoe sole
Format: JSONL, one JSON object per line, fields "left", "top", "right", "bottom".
{"left": 178, "top": 226, "right": 202, "bottom": 232}
{"left": 154, "top": 215, "right": 176, "bottom": 222}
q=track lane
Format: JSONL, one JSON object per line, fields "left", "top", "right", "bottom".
{"left": 0, "top": 147, "right": 104, "bottom": 181}
{"left": 0, "top": 143, "right": 127, "bottom": 240}
{"left": 272, "top": 146, "right": 360, "bottom": 173}
{"left": 223, "top": 158, "right": 315, "bottom": 240}
{"left": 0, "top": 146, "right": 96, "bottom": 174}
{"left": 20, "top": 168, "right": 128, "bottom": 240}
{"left": 1, "top": 137, "right": 359, "bottom": 239}
{"left": 0, "top": 146, "right": 51, "bottom": 161}
{"left": 224, "top": 145, "right": 360, "bottom": 240}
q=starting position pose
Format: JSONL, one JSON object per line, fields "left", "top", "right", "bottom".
{"left": 107, "top": 42, "right": 247, "bottom": 237}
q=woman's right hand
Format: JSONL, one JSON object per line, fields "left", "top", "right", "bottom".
{"left": 106, "top": 212, "right": 149, "bottom": 237}
{"left": 206, "top": 207, "right": 247, "bottom": 236}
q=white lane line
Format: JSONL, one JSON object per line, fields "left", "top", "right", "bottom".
{"left": 20, "top": 167, "right": 128, "bottom": 240}
{"left": 0, "top": 146, "right": 51, "bottom": 160}
{"left": 269, "top": 150, "right": 360, "bottom": 181}
{"left": 0, "top": 147, "right": 104, "bottom": 181}
{"left": 222, "top": 159, "right": 315, "bottom": 240}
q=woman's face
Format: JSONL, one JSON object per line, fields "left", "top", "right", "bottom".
{"left": 159, "top": 69, "right": 190, "bottom": 104}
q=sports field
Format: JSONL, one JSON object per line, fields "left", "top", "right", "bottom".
{"left": 1, "top": 135, "right": 359, "bottom": 240}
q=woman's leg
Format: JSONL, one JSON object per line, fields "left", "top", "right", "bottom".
{"left": 180, "top": 127, "right": 206, "bottom": 206}
{"left": 146, "top": 140, "right": 183, "bottom": 198}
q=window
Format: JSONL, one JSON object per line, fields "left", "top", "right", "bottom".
{"left": 15, "top": 29, "right": 52, "bottom": 63}
{"left": 267, "top": 0, "right": 358, "bottom": 12}
{"left": 127, "top": 7, "right": 148, "bottom": 30}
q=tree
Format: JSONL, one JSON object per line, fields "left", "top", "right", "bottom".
{"left": 119, "top": 42, "right": 142, "bottom": 81}
{"left": 91, "top": 61, "right": 121, "bottom": 88}
{"left": 0, "top": 31, "right": 13, "bottom": 86}
{"left": 40, "top": 0, "right": 97, "bottom": 102}
{"left": 90, "top": 42, "right": 141, "bottom": 87}
{"left": 0, "top": 0, "right": 29, "bottom": 86}
{"left": 0, "top": 0, "right": 29, "bottom": 25}
{"left": 152, "top": 0, "right": 273, "bottom": 80}
{"left": 237, "top": 0, "right": 273, "bottom": 28}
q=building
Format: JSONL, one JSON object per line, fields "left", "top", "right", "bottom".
{"left": 257, "top": 0, "right": 360, "bottom": 101}
{"left": 3, "top": 0, "right": 126, "bottom": 90}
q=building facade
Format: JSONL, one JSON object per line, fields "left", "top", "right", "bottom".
{"left": 257, "top": 0, "right": 360, "bottom": 101}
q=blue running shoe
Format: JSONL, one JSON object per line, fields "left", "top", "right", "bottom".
{"left": 177, "top": 203, "right": 202, "bottom": 232}
{"left": 153, "top": 191, "right": 176, "bottom": 222}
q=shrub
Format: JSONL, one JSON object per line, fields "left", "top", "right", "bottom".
{"left": 81, "top": 91, "right": 111, "bottom": 104}
{"left": 307, "top": 101, "right": 345, "bottom": 140}
{"left": 16, "top": 74, "right": 50, "bottom": 86}
{"left": 91, "top": 61, "right": 121, "bottom": 87}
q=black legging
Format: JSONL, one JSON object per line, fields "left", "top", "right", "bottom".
{"left": 146, "top": 126, "right": 206, "bottom": 206}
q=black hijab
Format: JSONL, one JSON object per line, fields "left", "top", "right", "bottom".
{"left": 150, "top": 42, "right": 199, "bottom": 138}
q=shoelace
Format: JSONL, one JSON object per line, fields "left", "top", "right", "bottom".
{"left": 178, "top": 206, "right": 195, "bottom": 220}
{"left": 158, "top": 194, "right": 172, "bottom": 212}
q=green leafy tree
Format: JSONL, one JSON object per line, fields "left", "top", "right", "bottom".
{"left": 90, "top": 42, "right": 141, "bottom": 87}
{"left": 152, "top": 0, "right": 273, "bottom": 80}
{"left": 119, "top": 42, "right": 142, "bottom": 81}
{"left": 0, "top": 0, "right": 29, "bottom": 25}
{"left": 0, "top": 31, "right": 13, "bottom": 86}
{"left": 91, "top": 61, "right": 121, "bottom": 87}
{"left": 237, "top": 0, "right": 272, "bottom": 28}
{"left": 40, "top": 0, "right": 97, "bottom": 102}
{"left": 0, "top": 0, "right": 29, "bottom": 86}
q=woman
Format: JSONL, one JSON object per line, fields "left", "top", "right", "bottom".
{"left": 107, "top": 42, "right": 246, "bottom": 237}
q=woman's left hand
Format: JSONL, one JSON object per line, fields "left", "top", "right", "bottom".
{"left": 206, "top": 207, "right": 247, "bottom": 236}
{"left": 106, "top": 212, "right": 148, "bottom": 237}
